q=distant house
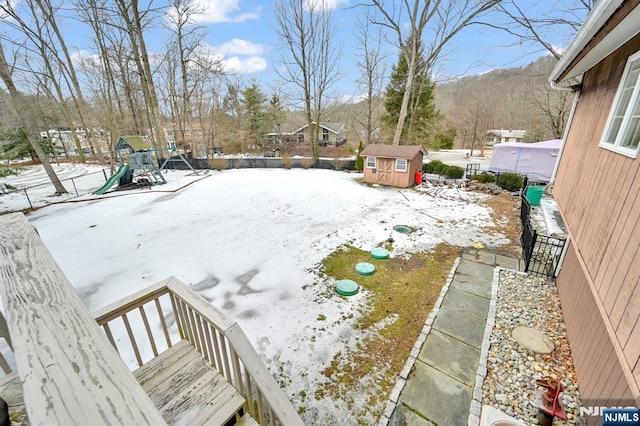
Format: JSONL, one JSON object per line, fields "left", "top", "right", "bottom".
{"left": 360, "top": 144, "right": 427, "bottom": 188}
{"left": 266, "top": 122, "right": 347, "bottom": 146}
{"left": 549, "top": 0, "right": 640, "bottom": 418}
{"left": 485, "top": 129, "right": 526, "bottom": 146}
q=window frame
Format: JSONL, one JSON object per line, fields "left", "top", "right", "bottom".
{"left": 599, "top": 50, "right": 640, "bottom": 158}
{"left": 395, "top": 158, "right": 408, "bottom": 172}
{"left": 366, "top": 157, "right": 376, "bottom": 169}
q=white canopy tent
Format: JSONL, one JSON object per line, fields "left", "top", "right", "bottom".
{"left": 488, "top": 139, "right": 562, "bottom": 182}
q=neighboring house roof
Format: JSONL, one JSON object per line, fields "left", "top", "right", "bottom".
{"left": 550, "top": 0, "right": 640, "bottom": 85}
{"left": 486, "top": 130, "right": 527, "bottom": 139}
{"left": 116, "top": 135, "right": 151, "bottom": 151}
{"left": 361, "top": 144, "right": 428, "bottom": 159}
{"left": 266, "top": 121, "right": 345, "bottom": 136}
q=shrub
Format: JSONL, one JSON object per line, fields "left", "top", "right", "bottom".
{"left": 470, "top": 173, "right": 496, "bottom": 183}
{"left": 208, "top": 158, "right": 227, "bottom": 171}
{"left": 423, "top": 159, "right": 446, "bottom": 174}
{"left": 300, "top": 158, "right": 315, "bottom": 169}
{"left": 445, "top": 165, "right": 464, "bottom": 179}
{"left": 497, "top": 172, "right": 524, "bottom": 192}
{"left": 0, "top": 167, "right": 19, "bottom": 178}
{"left": 282, "top": 154, "right": 293, "bottom": 169}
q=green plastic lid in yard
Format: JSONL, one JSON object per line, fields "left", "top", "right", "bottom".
{"left": 355, "top": 262, "right": 376, "bottom": 276}
{"left": 336, "top": 279, "right": 359, "bottom": 296}
{"left": 393, "top": 225, "right": 412, "bottom": 234}
{"left": 370, "top": 248, "right": 390, "bottom": 259}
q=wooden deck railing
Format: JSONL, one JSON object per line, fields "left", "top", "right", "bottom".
{"left": 93, "top": 277, "right": 303, "bottom": 426}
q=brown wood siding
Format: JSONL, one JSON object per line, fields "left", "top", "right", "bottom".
{"left": 362, "top": 154, "right": 422, "bottom": 188}
{"left": 556, "top": 245, "right": 636, "bottom": 421}
{"left": 553, "top": 33, "right": 640, "bottom": 397}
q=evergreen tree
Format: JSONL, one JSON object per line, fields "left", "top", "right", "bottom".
{"left": 382, "top": 50, "right": 439, "bottom": 145}
{"left": 355, "top": 140, "right": 364, "bottom": 171}
{"left": 240, "top": 84, "right": 268, "bottom": 145}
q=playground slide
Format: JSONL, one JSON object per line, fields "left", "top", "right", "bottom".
{"left": 93, "top": 164, "right": 130, "bottom": 195}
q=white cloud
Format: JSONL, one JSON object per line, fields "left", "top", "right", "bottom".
{"left": 190, "top": 0, "right": 260, "bottom": 23}
{"left": 304, "top": 0, "right": 348, "bottom": 11}
{"left": 216, "top": 39, "right": 264, "bottom": 56}
{"left": 222, "top": 56, "right": 267, "bottom": 74}
{"left": 199, "top": 41, "right": 267, "bottom": 74}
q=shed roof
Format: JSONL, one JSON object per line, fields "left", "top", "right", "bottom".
{"left": 116, "top": 136, "right": 151, "bottom": 151}
{"left": 360, "top": 144, "right": 427, "bottom": 159}
{"left": 550, "top": 0, "right": 640, "bottom": 85}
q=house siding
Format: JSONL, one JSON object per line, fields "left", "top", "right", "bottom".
{"left": 553, "top": 33, "right": 640, "bottom": 407}
{"left": 556, "top": 244, "right": 635, "bottom": 425}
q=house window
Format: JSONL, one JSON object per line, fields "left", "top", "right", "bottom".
{"left": 323, "top": 128, "right": 329, "bottom": 143}
{"left": 396, "top": 159, "right": 408, "bottom": 172}
{"left": 298, "top": 132, "right": 304, "bottom": 144}
{"left": 167, "top": 141, "right": 176, "bottom": 149}
{"left": 601, "top": 51, "right": 640, "bottom": 157}
{"left": 366, "top": 157, "right": 376, "bottom": 168}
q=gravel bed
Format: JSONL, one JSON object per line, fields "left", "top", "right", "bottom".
{"left": 482, "top": 270, "right": 586, "bottom": 425}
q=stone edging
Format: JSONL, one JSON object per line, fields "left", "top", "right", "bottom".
{"left": 467, "top": 267, "right": 529, "bottom": 426}
{"left": 377, "top": 256, "right": 462, "bottom": 426}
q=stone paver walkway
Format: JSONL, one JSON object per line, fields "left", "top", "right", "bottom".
{"left": 384, "top": 249, "right": 523, "bottom": 426}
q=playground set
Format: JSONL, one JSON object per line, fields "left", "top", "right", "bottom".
{"left": 93, "top": 136, "right": 197, "bottom": 195}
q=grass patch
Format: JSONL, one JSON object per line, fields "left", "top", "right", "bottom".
{"left": 317, "top": 243, "right": 461, "bottom": 419}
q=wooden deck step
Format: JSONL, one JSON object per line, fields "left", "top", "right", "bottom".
{"left": 0, "top": 372, "right": 27, "bottom": 425}
{"left": 134, "top": 340, "right": 245, "bottom": 426}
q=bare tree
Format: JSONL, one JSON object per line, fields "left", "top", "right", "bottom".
{"left": 164, "top": 0, "right": 208, "bottom": 152}
{"left": 113, "top": 0, "right": 167, "bottom": 150}
{"left": 0, "top": 1, "right": 89, "bottom": 161}
{"left": 0, "top": 42, "right": 67, "bottom": 194}
{"left": 273, "top": 0, "right": 342, "bottom": 159}
{"left": 354, "top": 13, "right": 386, "bottom": 145}
{"left": 363, "top": 0, "right": 499, "bottom": 145}
{"left": 29, "top": 0, "right": 106, "bottom": 165}
{"left": 492, "top": 0, "right": 594, "bottom": 60}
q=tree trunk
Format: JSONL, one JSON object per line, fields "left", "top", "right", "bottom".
{"left": 0, "top": 43, "right": 67, "bottom": 194}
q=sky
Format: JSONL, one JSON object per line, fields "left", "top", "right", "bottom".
{"left": 1, "top": 0, "right": 590, "bottom": 106}
{"left": 0, "top": 163, "right": 511, "bottom": 423}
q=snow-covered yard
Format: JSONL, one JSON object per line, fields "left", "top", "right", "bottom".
{"left": 1, "top": 165, "right": 511, "bottom": 424}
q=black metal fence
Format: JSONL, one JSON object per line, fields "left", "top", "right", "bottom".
{"left": 159, "top": 156, "right": 356, "bottom": 171}
{"left": 520, "top": 192, "right": 567, "bottom": 279}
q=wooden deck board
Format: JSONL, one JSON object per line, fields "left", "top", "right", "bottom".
{"left": 0, "top": 373, "right": 27, "bottom": 425}
{"left": 134, "top": 340, "right": 244, "bottom": 425}
{"left": 0, "top": 213, "right": 166, "bottom": 425}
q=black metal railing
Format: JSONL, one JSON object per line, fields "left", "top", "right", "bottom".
{"left": 520, "top": 189, "right": 566, "bottom": 279}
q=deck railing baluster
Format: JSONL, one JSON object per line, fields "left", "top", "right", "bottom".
{"left": 244, "top": 371, "right": 255, "bottom": 417}
{"left": 231, "top": 348, "right": 244, "bottom": 394}
{"left": 139, "top": 306, "right": 158, "bottom": 357}
{"left": 256, "top": 388, "right": 266, "bottom": 425}
{"left": 219, "top": 336, "right": 232, "bottom": 383}
{"left": 202, "top": 321, "right": 215, "bottom": 367}
{"left": 102, "top": 322, "right": 119, "bottom": 353}
{"left": 155, "top": 297, "right": 173, "bottom": 348}
{"left": 122, "top": 313, "right": 143, "bottom": 367}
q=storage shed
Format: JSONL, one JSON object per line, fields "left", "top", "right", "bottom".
{"left": 488, "top": 139, "right": 562, "bottom": 182}
{"left": 361, "top": 145, "right": 427, "bottom": 188}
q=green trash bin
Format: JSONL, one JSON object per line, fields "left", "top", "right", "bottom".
{"left": 526, "top": 186, "right": 544, "bottom": 206}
